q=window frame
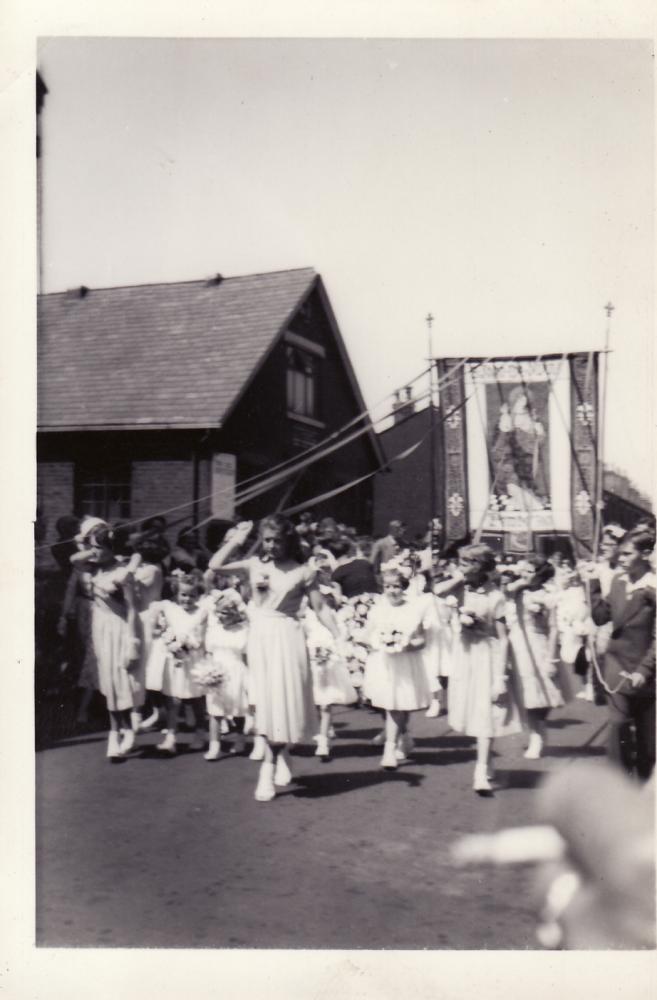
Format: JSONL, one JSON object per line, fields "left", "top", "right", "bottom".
{"left": 75, "top": 460, "right": 132, "bottom": 521}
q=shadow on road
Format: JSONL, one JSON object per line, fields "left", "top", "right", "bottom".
{"left": 409, "top": 748, "right": 477, "bottom": 767}
{"left": 496, "top": 768, "right": 545, "bottom": 790}
{"left": 289, "top": 768, "right": 425, "bottom": 798}
{"left": 544, "top": 744, "right": 606, "bottom": 758}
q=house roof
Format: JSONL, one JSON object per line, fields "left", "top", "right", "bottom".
{"left": 37, "top": 268, "right": 318, "bottom": 431}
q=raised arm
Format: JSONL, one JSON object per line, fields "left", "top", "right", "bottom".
{"left": 208, "top": 521, "right": 254, "bottom": 574}
{"left": 432, "top": 569, "right": 465, "bottom": 597}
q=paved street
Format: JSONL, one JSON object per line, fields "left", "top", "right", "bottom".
{"left": 36, "top": 699, "right": 607, "bottom": 949}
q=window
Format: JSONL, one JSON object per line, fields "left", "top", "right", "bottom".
{"left": 286, "top": 345, "right": 319, "bottom": 419}
{"left": 76, "top": 461, "right": 131, "bottom": 520}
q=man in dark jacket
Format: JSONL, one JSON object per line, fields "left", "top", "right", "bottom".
{"left": 591, "top": 528, "right": 655, "bottom": 781}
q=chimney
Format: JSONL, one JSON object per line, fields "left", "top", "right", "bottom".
{"left": 392, "top": 386, "right": 416, "bottom": 425}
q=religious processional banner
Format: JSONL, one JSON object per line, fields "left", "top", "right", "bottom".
{"left": 437, "top": 353, "right": 599, "bottom": 554}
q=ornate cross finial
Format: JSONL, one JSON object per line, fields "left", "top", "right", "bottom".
{"left": 425, "top": 312, "right": 434, "bottom": 329}
{"left": 604, "top": 301, "right": 615, "bottom": 319}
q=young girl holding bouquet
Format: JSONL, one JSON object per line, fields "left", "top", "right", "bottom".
{"left": 436, "top": 544, "right": 521, "bottom": 794}
{"left": 197, "top": 587, "right": 250, "bottom": 760}
{"left": 303, "top": 570, "right": 358, "bottom": 760}
{"left": 70, "top": 522, "right": 144, "bottom": 759}
{"left": 504, "top": 557, "right": 573, "bottom": 759}
{"left": 363, "top": 566, "right": 430, "bottom": 769}
{"left": 149, "top": 570, "right": 207, "bottom": 754}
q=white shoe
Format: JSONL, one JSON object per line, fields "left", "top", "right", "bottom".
{"left": 381, "top": 741, "right": 398, "bottom": 770}
{"left": 576, "top": 684, "right": 594, "bottom": 702}
{"left": 106, "top": 731, "right": 123, "bottom": 760}
{"left": 473, "top": 765, "right": 493, "bottom": 794}
{"left": 130, "top": 711, "right": 143, "bottom": 733}
{"left": 254, "top": 762, "right": 276, "bottom": 801}
{"left": 204, "top": 740, "right": 221, "bottom": 761}
{"left": 230, "top": 734, "right": 246, "bottom": 755}
{"left": 249, "top": 735, "right": 266, "bottom": 761}
{"left": 274, "top": 753, "right": 293, "bottom": 786}
{"left": 315, "top": 736, "right": 330, "bottom": 759}
{"left": 189, "top": 729, "right": 206, "bottom": 751}
{"left": 119, "top": 728, "right": 136, "bottom": 755}
{"left": 371, "top": 730, "right": 386, "bottom": 746}
{"left": 157, "top": 732, "right": 177, "bottom": 754}
{"left": 524, "top": 733, "right": 544, "bottom": 760}
{"left": 425, "top": 698, "right": 441, "bottom": 719}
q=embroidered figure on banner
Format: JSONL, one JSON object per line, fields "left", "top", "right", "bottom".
{"left": 489, "top": 383, "right": 550, "bottom": 514}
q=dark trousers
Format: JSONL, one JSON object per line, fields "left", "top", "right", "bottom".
{"left": 606, "top": 691, "right": 655, "bottom": 781}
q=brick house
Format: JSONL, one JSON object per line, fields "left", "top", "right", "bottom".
{"left": 37, "top": 268, "right": 383, "bottom": 564}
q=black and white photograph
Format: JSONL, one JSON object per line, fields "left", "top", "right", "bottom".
{"left": 4, "top": 3, "right": 656, "bottom": 996}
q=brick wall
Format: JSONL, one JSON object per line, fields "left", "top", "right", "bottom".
{"left": 132, "top": 460, "right": 194, "bottom": 542}
{"left": 373, "top": 407, "right": 443, "bottom": 542}
{"left": 36, "top": 462, "right": 74, "bottom": 566}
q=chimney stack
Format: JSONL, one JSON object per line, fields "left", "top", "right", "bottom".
{"left": 392, "top": 386, "right": 416, "bottom": 425}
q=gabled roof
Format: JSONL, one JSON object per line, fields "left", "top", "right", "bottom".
{"left": 37, "top": 268, "right": 317, "bottom": 431}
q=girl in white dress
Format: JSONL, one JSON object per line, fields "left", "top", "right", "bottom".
{"left": 70, "top": 523, "right": 143, "bottom": 759}
{"left": 200, "top": 587, "right": 250, "bottom": 760}
{"left": 148, "top": 570, "right": 207, "bottom": 754}
{"left": 209, "top": 516, "right": 339, "bottom": 802}
{"left": 303, "top": 549, "right": 357, "bottom": 759}
{"left": 553, "top": 563, "right": 594, "bottom": 695}
{"left": 131, "top": 533, "right": 165, "bottom": 731}
{"left": 432, "top": 559, "right": 461, "bottom": 712}
{"left": 436, "top": 544, "right": 522, "bottom": 794}
{"left": 504, "top": 557, "right": 573, "bottom": 759}
{"left": 364, "top": 567, "right": 430, "bottom": 769}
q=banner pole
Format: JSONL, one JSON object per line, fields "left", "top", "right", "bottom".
{"left": 593, "top": 303, "right": 614, "bottom": 556}
{"left": 426, "top": 312, "right": 436, "bottom": 529}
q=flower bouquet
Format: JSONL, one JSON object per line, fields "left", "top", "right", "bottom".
{"left": 307, "top": 638, "right": 334, "bottom": 668}
{"left": 190, "top": 658, "right": 225, "bottom": 690}
{"left": 155, "top": 613, "right": 202, "bottom": 666}
{"left": 374, "top": 627, "right": 407, "bottom": 653}
{"left": 209, "top": 587, "right": 248, "bottom": 625}
{"left": 456, "top": 605, "right": 490, "bottom": 639}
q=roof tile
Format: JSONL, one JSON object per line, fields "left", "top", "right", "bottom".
{"left": 38, "top": 268, "right": 316, "bottom": 429}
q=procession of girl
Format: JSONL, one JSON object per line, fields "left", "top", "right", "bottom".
{"left": 59, "top": 510, "right": 655, "bottom": 801}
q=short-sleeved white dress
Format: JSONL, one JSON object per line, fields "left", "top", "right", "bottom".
{"left": 245, "top": 558, "right": 317, "bottom": 744}
{"left": 448, "top": 585, "right": 522, "bottom": 739}
{"left": 303, "top": 606, "right": 358, "bottom": 708}
{"left": 506, "top": 589, "right": 573, "bottom": 710}
{"left": 204, "top": 619, "right": 250, "bottom": 718}
{"left": 91, "top": 564, "right": 144, "bottom": 713}
{"left": 364, "top": 597, "right": 431, "bottom": 711}
{"left": 147, "top": 601, "right": 205, "bottom": 700}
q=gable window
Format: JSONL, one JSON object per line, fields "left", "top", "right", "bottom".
{"left": 76, "top": 460, "right": 131, "bottom": 521}
{"left": 286, "top": 345, "right": 319, "bottom": 419}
